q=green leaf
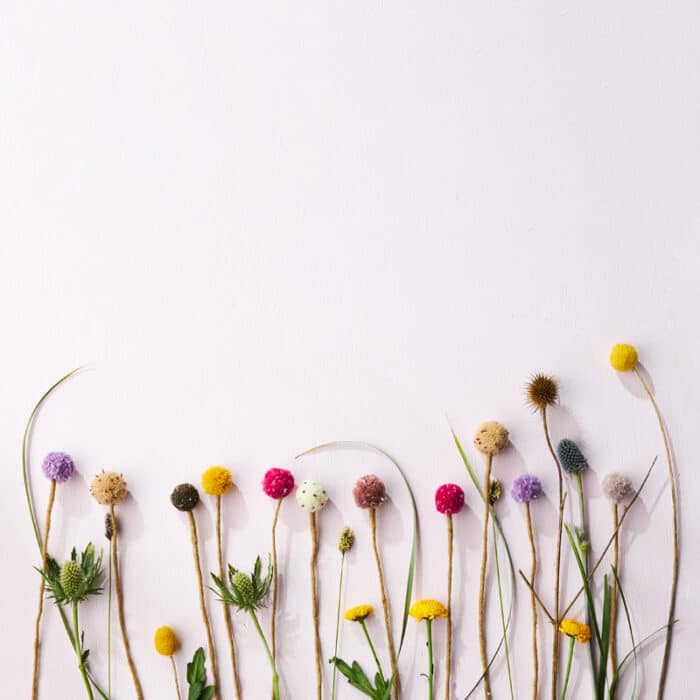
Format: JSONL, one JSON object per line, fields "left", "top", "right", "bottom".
{"left": 608, "top": 565, "right": 637, "bottom": 699}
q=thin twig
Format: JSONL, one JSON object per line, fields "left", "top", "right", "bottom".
{"left": 310, "top": 511, "right": 322, "bottom": 700}
{"left": 271, "top": 497, "right": 283, "bottom": 662}
{"left": 525, "top": 502, "right": 539, "bottom": 700}
{"left": 478, "top": 454, "right": 493, "bottom": 699}
{"left": 31, "top": 479, "right": 56, "bottom": 699}
{"left": 170, "top": 655, "right": 182, "bottom": 700}
{"left": 445, "top": 514, "right": 454, "bottom": 700}
{"left": 518, "top": 570, "right": 555, "bottom": 625}
{"left": 188, "top": 510, "right": 219, "bottom": 700}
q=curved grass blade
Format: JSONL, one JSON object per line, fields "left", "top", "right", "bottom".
{"left": 609, "top": 565, "right": 637, "bottom": 699}
{"left": 598, "top": 576, "right": 611, "bottom": 698}
{"left": 295, "top": 441, "right": 418, "bottom": 656}
{"left": 565, "top": 525, "right": 602, "bottom": 647}
{"left": 492, "top": 519, "right": 514, "bottom": 699}
{"left": 451, "top": 428, "right": 516, "bottom": 699}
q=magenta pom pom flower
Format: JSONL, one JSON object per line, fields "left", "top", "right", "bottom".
{"left": 41, "top": 452, "right": 75, "bottom": 483}
{"left": 353, "top": 474, "right": 387, "bottom": 509}
{"left": 262, "top": 467, "right": 295, "bottom": 499}
{"left": 511, "top": 474, "right": 544, "bottom": 503}
{"left": 435, "top": 483, "right": 465, "bottom": 515}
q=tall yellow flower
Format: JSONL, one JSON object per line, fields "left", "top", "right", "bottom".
{"left": 559, "top": 618, "right": 591, "bottom": 644}
{"left": 609, "top": 343, "right": 638, "bottom": 372}
{"left": 409, "top": 599, "right": 448, "bottom": 622}
{"left": 345, "top": 605, "right": 374, "bottom": 622}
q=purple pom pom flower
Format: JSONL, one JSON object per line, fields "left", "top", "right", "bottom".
{"left": 511, "top": 474, "right": 543, "bottom": 503}
{"left": 42, "top": 452, "right": 75, "bottom": 483}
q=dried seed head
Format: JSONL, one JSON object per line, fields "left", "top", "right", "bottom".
{"left": 488, "top": 479, "right": 502, "bottom": 505}
{"left": 90, "top": 471, "right": 128, "bottom": 506}
{"left": 170, "top": 483, "right": 200, "bottom": 512}
{"left": 104, "top": 513, "right": 114, "bottom": 540}
{"left": 338, "top": 527, "right": 355, "bottom": 553}
{"left": 474, "top": 421, "right": 509, "bottom": 456}
{"left": 526, "top": 374, "right": 559, "bottom": 411}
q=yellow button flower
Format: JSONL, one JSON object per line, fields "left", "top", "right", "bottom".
{"left": 409, "top": 599, "right": 448, "bottom": 621}
{"left": 610, "top": 343, "right": 638, "bottom": 372}
{"left": 201, "top": 466, "right": 233, "bottom": 496}
{"left": 559, "top": 618, "right": 591, "bottom": 644}
{"left": 154, "top": 626, "right": 180, "bottom": 656}
{"left": 344, "top": 604, "right": 374, "bottom": 622}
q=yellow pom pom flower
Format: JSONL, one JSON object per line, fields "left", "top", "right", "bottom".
{"left": 559, "top": 618, "right": 591, "bottom": 644}
{"left": 344, "top": 604, "right": 374, "bottom": 622}
{"left": 154, "top": 626, "right": 180, "bottom": 656}
{"left": 201, "top": 465, "right": 233, "bottom": 496}
{"left": 409, "top": 599, "right": 448, "bottom": 621}
{"left": 610, "top": 343, "right": 638, "bottom": 372}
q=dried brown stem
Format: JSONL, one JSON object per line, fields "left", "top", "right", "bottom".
{"left": 633, "top": 367, "right": 679, "bottom": 700}
{"left": 309, "top": 511, "right": 322, "bottom": 700}
{"left": 526, "top": 502, "right": 539, "bottom": 700}
{"left": 111, "top": 505, "right": 144, "bottom": 700}
{"left": 478, "top": 454, "right": 493, "bottom": 699}
{"left": 31, "top": 480, "right": 56, "bottom": 699}
{"left": 171, "top": 655, "right": 183, "bottom": 700}
{"left": 271, "top": 497, "right": 283, "bottom": 661}
{"left": 188, "top": 510, "right": 219, "bottom": 700}
{"left": 610, "top": 504, "right": 620, "bottom": 681}
{"left": 370, "top": 507, "right": 399, "bottom": 699}
{"left": 216, "top": 495, "right": 242, "bottom": 699}
{"left": 518, "top": 570, "right": 555, "bottom": 625}
{"left": 445, "top": 513, "right": 454, "bottom": 700}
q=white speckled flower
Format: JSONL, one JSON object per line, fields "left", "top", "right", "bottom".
{"left": 295, "top": 479, "right": 329, "bottom": 512}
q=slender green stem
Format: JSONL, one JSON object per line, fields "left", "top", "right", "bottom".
{"left": 250, "top": 609, "right": 280, "bottom": 700}
{"left": 359, "top": 619, "right": 384, "bottom": 677}
{"left": 560, "top": 637, "right": 575, "bottom": 700}
{"left": 492, "top": 519, "right": 514, "bottom": 700}
{"left": 331, "top": 553, "right": 345, "bottom": 700}
{"left": 73, "top": 602, "right": 94, "bottom": 700}
{"left": 426, "top": 619, "right": 434, "bottom": 700}
{"left": 107, "top": 541, "right": 112, "bottom": 699}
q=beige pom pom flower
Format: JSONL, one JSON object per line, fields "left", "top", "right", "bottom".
{"left": 473, "top": 421, "right": 509, "bottom": 456}
{"left": 90, "top": 471, "right": 128, "bottom": 505}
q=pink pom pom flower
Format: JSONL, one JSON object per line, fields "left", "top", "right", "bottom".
{"left": 353, "top": 474, "right": 387, "bottom": 509}
{"left": 435, "top": 483, "right": 465, "bottom": 515}
{"left": 262, "top": 467, "right": 295, "bottom": 499}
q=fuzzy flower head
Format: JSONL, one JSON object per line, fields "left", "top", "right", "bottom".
{"left": 262, "top": 467, "right": 295, "bottom": 499}
{"left": 511, "top": 474, "right": 544, "bottom": 503}
{"left": 409, "top": 599, "right": 448, "bottom": 622}
{"left": 344, "top": 604, "right": 374, "bottom": 622}
{"left": 610, "top": 343, "right": 638, "bottom": 372}
{"left": 338, "top": 527, "right": 355, "bottom": 553}
{"left": 42, "top": 452, "right": 75, "bottom": 483}
{"left": 353, "top": 474, "right": 387, "bottom": 509}
{"left": 602, "top": 473, "right": 634, "bottom": 504}
{"left": 435, "top": 483, "right": 465, "bottom": 515}
{"left": 526, "top": 374, "right": 559, "bottom": 411}
{"left": 154, "top": 626, "right": 180, "bottom": 656}
{"left": 201, "top": 466, "right": 233, "bottom": 496}
{"left": 559, "top": 618, "right": 592, "bottom": 644}
{"left": 170, "top": 483, "right": 200, "bottom": 511}
{"left": 90, "top": 471, "right": 128, "bottom": 506}
{"left": 474, "top": 421, "right": 509, "bottom": 456}
{"left": 557, "top": 439, "right": 588, "bottom": 474}
{"left": 295, "top": 480, "right": 329, "bottom": 513}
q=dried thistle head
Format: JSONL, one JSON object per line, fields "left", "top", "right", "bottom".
{"left": 526, "top": 373, "right": 559, "bottom": 411}
{"left": 474, "top": 421, "right": 509, "bottom": 456}
{"left": 90, "top": 471, "right": 128, "bottom": 506}
{"left": 557, "top": 439, "right": 588, "bottom": 474}
{"left": 488, "top": 479, "right": 502, "bottom": 505}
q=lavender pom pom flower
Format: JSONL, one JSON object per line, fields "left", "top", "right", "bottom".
{"left": 42, "top": 452, "right": 75, "bottom": 483}
{"left": 602, "top": 473, "right": 634, "bottom": 503}
{"left": 511, "top": 474, "right": 543, "bottom": 503}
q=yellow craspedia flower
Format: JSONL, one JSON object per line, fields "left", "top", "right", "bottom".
{"left": 610, "top": 343, "right": 638, "bottom": 372}
{"left": 559, "top": 618, "right": 591, "bottom": 644}
{"left": 201, "top": 466, "right": 233, "bottom": 496}
{"left": 154, "top": 626, "right": 180, "bottom": 656}
{"left": 409, "top": 599, "right": 448, "bottom": 621}
{"left": 344, "top": 604, "right": 374, "bottom": 622}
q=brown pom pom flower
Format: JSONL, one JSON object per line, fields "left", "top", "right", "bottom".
{"left": 526, "top": 373, "right": 559, "bottom": 411}
{"left": 170, "top": 483, "right": 200, "bottom": 512}
{"left": 473, "top": 421, "right": 509, "bottom": 456}
{"left": 91, "top": 471, "right": 128, "bottom": 506}
{"left": 353, "top": 474, "right": 388, "bottom": 509}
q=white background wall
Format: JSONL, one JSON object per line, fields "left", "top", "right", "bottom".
{"left": 1, "top": 2, "right": 698, "bottom": 698}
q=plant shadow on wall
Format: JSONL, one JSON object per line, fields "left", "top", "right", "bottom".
{"left": 23, "top": 342, "right": 679, "bottom": 699}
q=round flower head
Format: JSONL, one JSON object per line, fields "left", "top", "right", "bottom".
{"left": 60, "top": 560, "right": 86, "bottom": 601}
{"left": 170, "top": 483, "right": 200, "bottom": 512}
{"left": 42, "top": 452, "right": 75, "bottom": 483}
{"left": 353, "top": 474, "right": 387, "bottom": 509}
{"left": 511, "top": 474, "right": 544, "bottom": 503}
{"left": 201, "top": 465, "right": 233, "bottom": 496}
{"left": 231, "top": 571, "right": 256, "bottom": 608}
{"left": 344, "top": 604, "right": 374, "bottom": 621}
{"left": 262, "top": 467, "right": 295, "bottom": 499}
{"left": 295, "top": 480, "right": 329, "bottom": 512}
{"left": 610, "top": 343, "right": 638, "bottom": 372}
{"left": 90, "top": 471, "right": 128, "bottom": 506}
{"left": 409, "top": 599, "right": 448, "bottom": 621}
{"left": 435, "top": 483, "right": 465, "bottom": 515}
{"left": 557, "top": 439, "right": 588, "bottom": 474}
{"left": 474, "top": 421, "right": 509, "bottom": 456}
{"left": 526, "top": 373, "right": 559, "bottom": 411}
{"left": 559, "top": 618, "right": 592, "bottom": 644}
{"left": 602, "top": 473, "right": 634, "bottom": 504}
{"left": 154, "top": 626, "right": 180, "bottom": 656}
{"left": 338, "top": 527, "right": 355, "bottom": 553}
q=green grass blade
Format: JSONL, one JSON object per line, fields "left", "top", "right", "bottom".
{"left": 608, "top": 565, "right": 637, "bottom": 700}
{"left": 597, "top": 576, "right": 611, "bottom": 698}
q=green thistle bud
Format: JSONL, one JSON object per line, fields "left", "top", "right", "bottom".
{"left": 232, "top": 571, "right": 255, "bottom": 608}
{"left": 338, "top": 527, "right": 354, "bottom": 553}
{"left": 60, "top": 560, "right": 86, "bottom": 600}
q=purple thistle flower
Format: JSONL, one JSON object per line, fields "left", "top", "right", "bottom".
{"left": 511, "top": 474, "right": 543, "bottom": 503}
{"left": 42, "top": 452, "right": 75, "bottom": 483}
